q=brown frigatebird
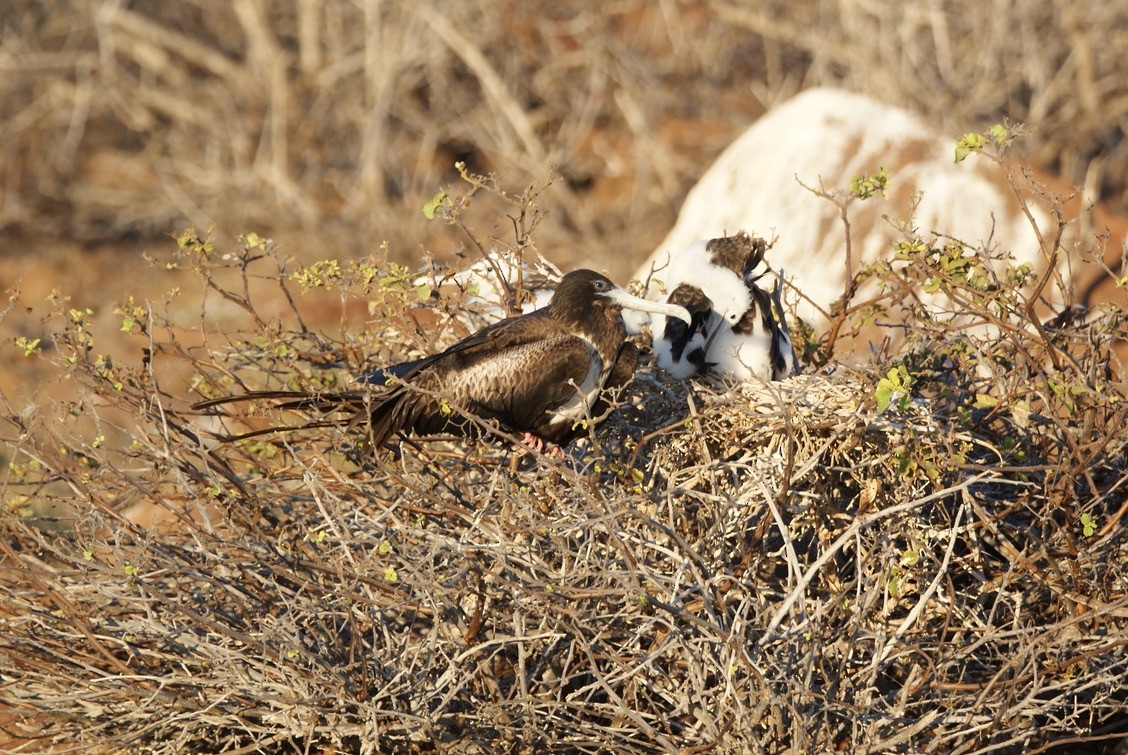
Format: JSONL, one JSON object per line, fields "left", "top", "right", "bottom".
{"left": 194, "top": 269, "right": 692, "bottom": 454}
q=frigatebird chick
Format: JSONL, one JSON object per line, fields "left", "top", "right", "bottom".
{"left": 194, "top": 270, "right": 692, "bottom": 456}
{"left": 709, "top": 265, "right": 800, "bottom": 381}
{"left": 651, "top": 234, "right": 754, "bottom": 378}
{"left": 652, "top": 231, "right": 799, "bottom": 382}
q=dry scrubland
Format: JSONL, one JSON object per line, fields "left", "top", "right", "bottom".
{"left": 2, "top": 1, "right": 1128, "bottom": 753}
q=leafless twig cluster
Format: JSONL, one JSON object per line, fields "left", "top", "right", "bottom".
{"left": 2, "top": 197, "right": 1125, "bottom": 751}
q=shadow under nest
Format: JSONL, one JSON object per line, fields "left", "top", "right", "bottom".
{"left": 2, "top": 346, "right": 1126, "bottom": 753}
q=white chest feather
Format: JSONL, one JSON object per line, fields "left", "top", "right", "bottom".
{"left": 710, "top": 325, "right": 774, "bottom": 381}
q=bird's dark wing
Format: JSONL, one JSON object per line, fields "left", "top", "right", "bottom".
{"left": 367, "top": 332, "right": 596, "bottom": 447}
{"left": 357, "top": 309, "right": 558, "bottom": 386}
{"left": 732, "top": 275, "right": 800, "bottom": 381}
{"left": 360, "top": 308, "right": 559, "bottom": 383}
{"left": 741, "top": 236, "right": 771, "bottom": 285}
{"left": 734, "top": 285, "right": 774, "bottom": 336}
{"left": 769, "top": 271, "right": 800, "bottom": 379}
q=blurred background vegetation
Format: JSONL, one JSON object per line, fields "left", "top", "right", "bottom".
{"left": 3, "top": 0, "right": 1127, "bottom": 265}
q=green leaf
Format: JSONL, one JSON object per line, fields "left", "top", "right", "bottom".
{"left": 1080, "top": 512, "right": 1097, "bottom": 538}
{"left": 849, "top": 166, "right": 889, "bottom": 200}
{"left": 875, "top": 365, "right": 912, "bottom": 412}
{"left": 973, "top": 394, "right": 998, "bottom": 409}
{"left": 875, "top": 385, "right": 892, "bottom": 413}
{"left": 987, "top": 123, "right": 1010, "bottom": 144}
{"left": 14, "top": 337, "right": 41, "bottom": 357}
{"left": 383, "top": 566, "right": 399, "bottom": 583}
{"left": 378, "top": 540, "right": 393, "bottom": 555}
{"left": 886, "top": 568, "right": 902, "bottom": 598}
{"left": 422, "top": 191, "right": 448, "bottom": 220}
{"left": 955, "top": 132, "right": 986, "bottom": 163}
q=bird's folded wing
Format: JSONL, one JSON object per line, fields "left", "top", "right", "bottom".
{"left": 354, "top": 308, "right": 554, "bottom": 386}
{"left": 416, "top": 335, "right": 588, "bottom": 429}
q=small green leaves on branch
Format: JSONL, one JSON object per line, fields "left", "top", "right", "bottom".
{"left": 875, "top": 364, "right": 913, "bottom": 412}
{"left": 291, "top": 259, "right": 342, "bottom": 292}
{"left": 14, "top": 337, "right": 41, "bottom": 357}
{"left": 850, "top": 167, "right": 889, "bottom": 199}
{"left": 972, "top": 394, "right": 998, "bottom": 409}
{"left": 114, "top": 297, "right": 147, "bottom": 334}
{"left": 422, "top": 191, "right": 449, "bottom": 220}
{"left": 954, "top": 132, "right": 985, "bottom": 163}
{"left": 239, "top": 232, "right": 268, "bottom": 251}
{"left": 955, "top": 124, "right": 1013, "bottom": 163}
{"left": 176, "top": 228, "right": 215, "bottom": 258}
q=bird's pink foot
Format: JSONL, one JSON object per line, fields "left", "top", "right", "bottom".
{"left": 521, "top": 432, "right": 566, "bottom": 460}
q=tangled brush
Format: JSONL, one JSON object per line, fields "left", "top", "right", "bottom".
{"left": 2, "top": 222, "right": 1126, "bottom": 752}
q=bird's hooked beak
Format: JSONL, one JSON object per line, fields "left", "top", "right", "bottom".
{"left": 603, "top": 287, "right": 693, "bottom": 325}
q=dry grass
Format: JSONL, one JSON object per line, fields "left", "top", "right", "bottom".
{"left": 2, "top": 180, "right": 1126, "bottom": 750}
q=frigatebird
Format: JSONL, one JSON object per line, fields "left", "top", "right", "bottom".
{"left": 194, "top": 269, "right": 691, "bottom": 454}
{"left": 650, "top": 234, "right": 754, "bottom": 379}
{"left": 651, "top": 232, "right": 799, "bottom": 382}
{"left": 709, "top": 266, "right": 800, "bottom": 381}
{"left": 413, "top": 247, "right": 563, "bottom": 330}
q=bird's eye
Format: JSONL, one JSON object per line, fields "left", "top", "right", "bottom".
{"left": 594, "top": 279, "right": 608, "bottom": 291}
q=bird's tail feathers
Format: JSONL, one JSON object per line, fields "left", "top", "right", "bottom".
{"left": 364, "top": 389, "right": 415, "bottom": 448}
{"left": 195, "top": 389, "right": 380, "bottom": 445}
{"left": 219, "top": 419, "right": 343, "bottom": 443}
{"left": 194, "top": 389, "right": 370, "bottom": 414}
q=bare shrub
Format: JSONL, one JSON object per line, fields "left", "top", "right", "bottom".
{"left": 2, "top": 175, "right": 1126, "bottom": 752}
